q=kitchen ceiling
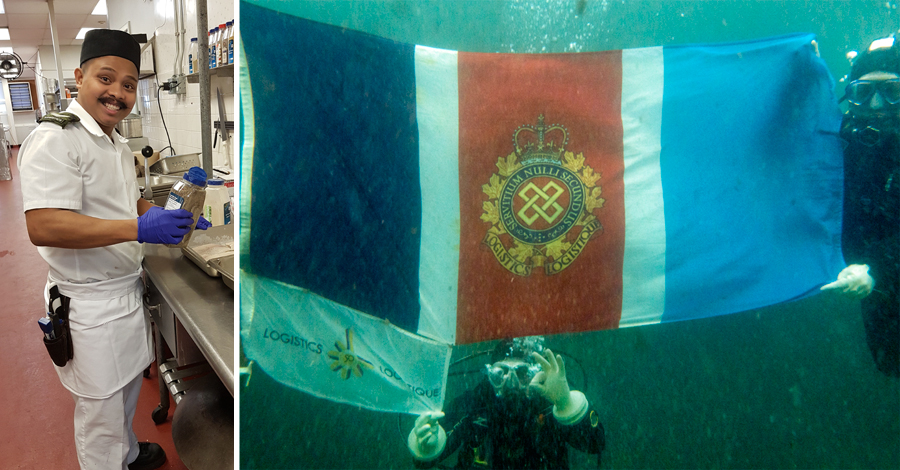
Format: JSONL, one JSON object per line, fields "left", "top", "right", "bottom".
{"left": 0, "top": 0, "right": 108, "bottom": 79}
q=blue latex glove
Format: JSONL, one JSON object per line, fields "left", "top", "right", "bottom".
{"left": 196, "top": 216, "right": 211, "bottom": 230}
{"left": 137, "top": 206, "right": 194, "bottom": 244}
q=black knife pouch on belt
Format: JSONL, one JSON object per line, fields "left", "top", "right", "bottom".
{"left": 43, "top": 285, "right": 73, "bottom": 367}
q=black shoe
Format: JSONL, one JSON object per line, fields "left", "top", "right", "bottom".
{"left": 128, "top": 442, "right": 167, "bottom": 470}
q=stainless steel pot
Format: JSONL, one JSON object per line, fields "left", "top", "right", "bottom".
{"left": 116, "top": 115, "right": 143, "bottom": 138}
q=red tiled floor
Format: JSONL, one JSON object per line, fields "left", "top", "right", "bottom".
{"left": 0, "top": 150, "right": 188, "bottom": 469}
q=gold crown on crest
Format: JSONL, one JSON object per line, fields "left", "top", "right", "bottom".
{"left": 513, "top": 114, "right": 569, "bottom": 164}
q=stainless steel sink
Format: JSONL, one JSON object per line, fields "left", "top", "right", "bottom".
{"left": 138, "top": 173, "right": 184, "bottom": 206}
{"left": 137, "top": 173, "right": 183, "bottom": 191}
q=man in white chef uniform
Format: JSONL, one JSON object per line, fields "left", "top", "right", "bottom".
{"left": 18, "top": 29, "right": 201, "bottom": 470}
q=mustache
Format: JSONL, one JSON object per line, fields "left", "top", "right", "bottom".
{"left": 99, "top": 96, "right": 127, "bottom": 110}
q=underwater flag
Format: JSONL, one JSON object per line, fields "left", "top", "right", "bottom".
{"left": 241, "top": 272, "right": 451, "bottom": 414}
{"left": 241, "top": 3, "right": 845, "bottom": 411}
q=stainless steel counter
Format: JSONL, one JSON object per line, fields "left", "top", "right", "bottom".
{"left": 143, "top": 244, "right": 234, "bottom": 395}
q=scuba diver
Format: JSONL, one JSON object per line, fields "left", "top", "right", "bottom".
{"left": 406, "top": 337, "right": 605, "bottom": 469}
{"left": 822, "top": 33, "right": 899, "bottom": 377}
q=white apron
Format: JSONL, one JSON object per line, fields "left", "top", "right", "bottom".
{"left": 45, "top": 270, "right": 153, "bottom": 399}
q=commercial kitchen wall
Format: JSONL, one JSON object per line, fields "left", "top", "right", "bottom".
{"left": 34, "top": 47, "right": 79, "bottom": 131}
{"left": 37, "top": 0, "right": 236, "bottom": 170}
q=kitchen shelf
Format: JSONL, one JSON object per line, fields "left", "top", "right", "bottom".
{"left": 186, "top": 63, "right": 233, "bottom": 83}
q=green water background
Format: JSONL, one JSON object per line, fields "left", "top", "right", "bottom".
{"left": 239, "top": 1, "right": 900, "bottom": 468}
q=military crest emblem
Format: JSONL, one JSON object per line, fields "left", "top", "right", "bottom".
{"left": 481, "top": 115, "right": 605, "bottom": 276}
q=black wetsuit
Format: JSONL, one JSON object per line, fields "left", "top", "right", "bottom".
{"left": 414, "top": 381, "right": 605, "bottom": 469}
{"left": 840, "top": 117, "right": 900, "bottom": 377}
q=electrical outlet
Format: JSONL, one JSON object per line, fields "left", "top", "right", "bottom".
{"left": 166, "top": 75, "right": 186, "bottom": 95}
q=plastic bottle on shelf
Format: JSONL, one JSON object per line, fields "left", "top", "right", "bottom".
{"left": 188, "top": 37, "right": 198, "bottom": 74}
{"left": 164, "top": 166, "right": 207, "bottom": 247}
{"left": 207, "top": 29, "right": 213, "bottom": 69}
{"left": 227, "top": 20, "right": 234, "bottom": 65}
{"left": 217, "top": 23, "right": 227, "bottom": 67}
{"left": 210, "top": 26, "right": 219, "bottom": 68}
{"left": 203, "top": 178, "right": 232, "bottom": 226}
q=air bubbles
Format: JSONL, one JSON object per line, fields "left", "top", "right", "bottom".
{"left": 499, "top": 0, "right": 612, "bottom": 53}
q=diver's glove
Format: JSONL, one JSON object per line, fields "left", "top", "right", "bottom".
{"left": 196, "top": 216, "right": 211, "bottom": 230}
{"left": 137, "top": 207, "right": 193, "bottom": 244}
{"left": 407, "top": 411, "right": 446, "bottom": 461}
{"left": 529, "top": 349, "right": 588, "bottom": 425}
{"left": 820, "top": 264, "right": 874, "bottom": 299}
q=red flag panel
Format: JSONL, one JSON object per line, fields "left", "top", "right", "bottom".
{"left": 456, "top": 51, "right": 627, "bottom": 344}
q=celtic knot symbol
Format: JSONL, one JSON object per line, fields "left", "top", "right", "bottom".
{"left": 480, "top": 116, "right": 606, "bottom": 276}
{"left": 517, "top": 181, "right": 564, "bottom": 226}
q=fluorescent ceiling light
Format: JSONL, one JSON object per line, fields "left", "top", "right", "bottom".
{"left": 91, "top": 0, "right": 107, "bottom": 16}
{"left": 0, "top": 47, "right": 12, "bottom": 54}
{"left": 0, "top": 29, "right": 9, "bottom": 41}
{"left": 0, "top": 1, "right": 5, "bottom": 15}
{"left": 76, "top": 28, "right": 98, "bottom": 40}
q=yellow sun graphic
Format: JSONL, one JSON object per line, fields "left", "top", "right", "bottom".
{"left": 327, "top": 328, "right": 374, "bottom": 380}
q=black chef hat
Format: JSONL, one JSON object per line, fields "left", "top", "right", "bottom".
{"left": 80, "top": 29, "right": 141, "bottom": 72}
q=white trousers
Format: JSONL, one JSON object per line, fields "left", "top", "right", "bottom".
{"left": 71, "top": 372, "right": 142, "bottom": 469}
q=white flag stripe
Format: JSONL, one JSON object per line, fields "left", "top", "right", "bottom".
{"left": 239, "top": 39, "right": 256, "bottom": 338}
{"left": 243, "top": 273, "right": 451, "bottom": 414}
{"left": 415, "top": 45, "right": 460, "bottom": 345}
{"left": 620, "top": 46, "right": 667, "bottom": 327}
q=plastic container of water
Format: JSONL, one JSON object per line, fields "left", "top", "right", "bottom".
{"left": 188, "top": 37, "right": 198, "bottom": 74}
{"left": 203, "top": 178, "right": 232, "bottom": 226}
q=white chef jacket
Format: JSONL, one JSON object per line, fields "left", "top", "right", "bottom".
{"left": 19, "top": 100, "right": 152, "bottom": 398}
{"left": 18, "top": 99, "right": 142, "bottom": 283}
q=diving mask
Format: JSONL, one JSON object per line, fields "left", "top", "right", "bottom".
{"left": 846, "top": 78, "right": 900, "bottom": 106}
{"left": 485, "top": 360, "right": 541, "bottom": 395}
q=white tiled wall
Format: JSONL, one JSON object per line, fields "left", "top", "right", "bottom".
{"left": 136, "top": 74, "right": 236, "bottom": 169}
{"left": 109, "top": 0, "right": 236, "bottom": 170}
